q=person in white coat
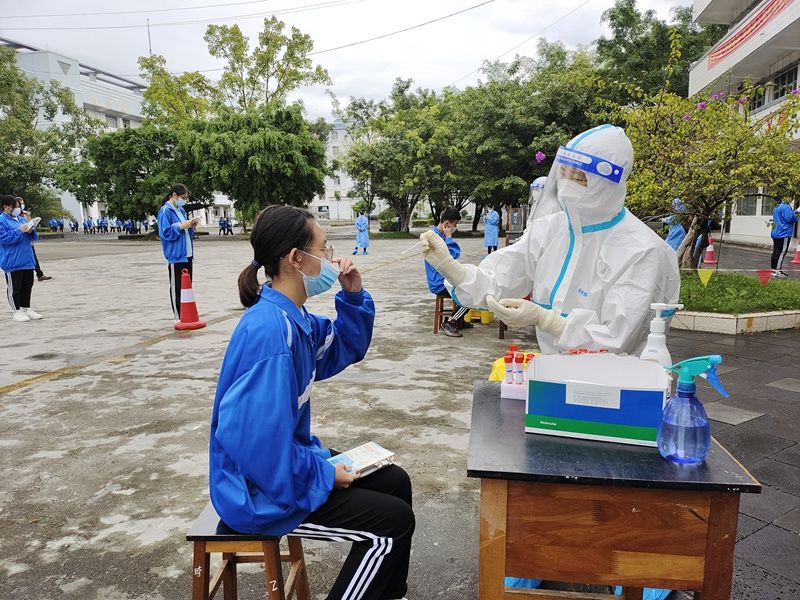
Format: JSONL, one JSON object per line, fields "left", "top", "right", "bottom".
{"left": 420, "top": 124, "right": 680, "bottom": 357}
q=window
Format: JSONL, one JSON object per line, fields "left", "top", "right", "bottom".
{"left": 736, "top": 196, "right": 757, "bottom": 216}
{"left": 761, "top": 197, "right": 778, "bottom": 216}
{"left": 105, "top": 114, "right": 118, "bottom": 128}
{"left": 330, "top": 131, "right": 338, "bottom": 141}
{"left": 121, "top": 118, "right": 131, "bottom": 128}
{"left": 333, "top": 176, "right": 341, "bottom": 185}
{"left": 749, "top": 90, "right": 765, "bottom": 112}
{"left": 773, "top": 66, "right": 798, "bottom": 101}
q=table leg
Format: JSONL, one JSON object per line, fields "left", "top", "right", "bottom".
{"left": 191, "top": 541, "right": 210, "bottom": 600}
{"left": 479, "top": 479, "right": 508, "bottom": 600}
{"left": 696, "top": 493, "right": 740, "bottom": 600}
{"left": 623, "top": 588, "right": 643, "bottom": 600}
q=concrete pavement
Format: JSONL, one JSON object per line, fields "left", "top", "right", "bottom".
{"left": 0, "top": 234, "right": 797, "bottom": 599}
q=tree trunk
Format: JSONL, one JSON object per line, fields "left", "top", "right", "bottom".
{"left": 472, "top": 202, "right": 484, "bottom": 232}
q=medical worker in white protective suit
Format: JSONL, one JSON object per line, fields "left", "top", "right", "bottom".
{"left": 421, "top": 124, "right": 680, "bottom": 356}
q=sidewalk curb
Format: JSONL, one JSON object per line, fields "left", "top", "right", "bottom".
{"left": 672, "top": 310, "right": 800, "bottom": 334}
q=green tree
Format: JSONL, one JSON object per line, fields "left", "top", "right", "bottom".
{"left": 204, "top": 17, "right": 330, "bottom": 112}
{"left": 621, "top": 88, "right": 800, "bottom": 268}
{"left": 336, "top": 96, "right": 383, "bottom": 216}
{"left": 137, "top": 54, "right": 220, "bottom": 126}
{"left": 596, "top": 0, "right": 726, "bottom": 99}
{"left": 182, "top": 105, "right": 326, "bottom": 220}
{"left": 56, "top": 124, "right": 214, "bottom": 220}
{"left": 0, "top": 46, "right": 98, "bottom": 216}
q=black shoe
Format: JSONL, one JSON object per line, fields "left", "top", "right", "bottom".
{"left": 461, "top": 321, "right": 474, "bottom": 328}
{"left": 37, "top": 275, "right": 52, "bottom": 281}
{"left": 441, "top": 321, "right": 463, "bottom": 337}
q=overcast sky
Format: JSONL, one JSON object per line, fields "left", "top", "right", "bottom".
{"left": 0, "top": 0, "right": 691, "bottom": 119}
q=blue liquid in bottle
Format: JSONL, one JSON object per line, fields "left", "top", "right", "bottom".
{"left": 657, "top": 383, "right": 711, "bottom": 465}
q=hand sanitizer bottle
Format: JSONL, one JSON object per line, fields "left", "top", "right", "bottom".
{"left": 640, "top": 303, "right": 684, "bottom": 367}
{"left": 658, "top": 355, "right": 729, "bottom": 464}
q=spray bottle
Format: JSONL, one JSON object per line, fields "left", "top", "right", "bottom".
{"left": 640, "top": 303, "right": 684, "bottom": 367}
{"left": 658, "top": 355, "right": 729, "bottom": 464}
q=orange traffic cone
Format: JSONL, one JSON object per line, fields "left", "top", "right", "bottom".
{"left": 175, "top": 268, "right": 206, "bottom": 331}
{"left": 702, "top": 235, "right": 718, "bottom": 265}
{"left": 791, "top": 239, "right": 800, "bottom": 265}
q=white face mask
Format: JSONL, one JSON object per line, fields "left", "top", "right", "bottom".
{"left": 557, "top": 179, "right": 587, "bottom": 208}
{"left": 12, "top": 207, "right": 21, "bottom": 217}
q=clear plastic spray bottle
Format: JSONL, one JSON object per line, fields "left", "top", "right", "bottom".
{"left": 658, "top": 355, "right": 729, "bottom": 465}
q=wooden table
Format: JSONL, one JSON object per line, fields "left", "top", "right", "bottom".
{"left": 467, "top": 381, "right": 760, "bottom": 600}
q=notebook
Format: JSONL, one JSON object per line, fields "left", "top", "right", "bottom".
{"left": 327, "top": 442, "right": 395, "bottom": 477}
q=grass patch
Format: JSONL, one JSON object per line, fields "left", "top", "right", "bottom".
{"left": 681, "top": 272, "right": 800, "bottom": 313}
{"left": 372, "top": 231, "right": 418, "bottom": 239}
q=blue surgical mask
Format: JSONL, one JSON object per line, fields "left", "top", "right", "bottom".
{"left": 298, "top": 251, "right": 340, "bottom": 297}
{"left": 176, "top": 198, "right": 187, "bottom": 208}
{"left": 12, "top": 208, "right": 21, "bottom": 217}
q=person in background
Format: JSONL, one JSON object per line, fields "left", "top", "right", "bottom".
{"left": 142, "top": 218, "right": 149, "bottom": 233}
{"left": 1, "top": 195, "right": 44, "bottom": 322}
{"left": 225, "top": 218, "right": 234, "bottom": 236}
{"left": 209, "top": 204, "right": 413, "bottom": 600}
{"left": 57, "top": 217, "right": 64, "bottom": 233}
{"left": 218, "top": 216, "right": 227, "bottom": 236}
{"left": 157, "top": 183, "right": 198, "bottom": 322}
{"left": 353, "top": 210, "right": 370, "bottom": 255}
{"left": 770, "top": 197, "right": 800, "bottom": 278}
{"left": 16, "top": 198, "right": 52, "bottom": 282}
{"left": 424, "top": 206, "right": 472, "bottom": 338}
{"left": 483, "top": 205, "right": 500, "bottom": 254}
{"left": 663, "top": 198, "right": 687, "bottom": 252}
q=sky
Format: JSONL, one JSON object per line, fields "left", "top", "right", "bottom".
{"left": 0, "top": 0, "right": 691, "bottom": 119}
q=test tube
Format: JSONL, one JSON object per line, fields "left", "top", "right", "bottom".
{"left": 504, "top": 353, "right": 513, "bottom": 384}
{"left": 514, "top": 353, "right": 525, "bottom": 384}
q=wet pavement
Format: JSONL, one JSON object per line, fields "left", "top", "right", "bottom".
{"left": 0, "top": 234, "right": 797, "bottom": 599}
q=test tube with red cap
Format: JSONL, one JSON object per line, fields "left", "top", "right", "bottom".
{"left": 514, "top": 353, "right": 525, "bottom": 384}
{"left": 504, "top": 353, "right": 513, "bottom": 383}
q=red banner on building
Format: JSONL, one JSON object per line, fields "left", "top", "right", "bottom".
{"left": 708, "top": 0, "right": 794, "bottom": 68}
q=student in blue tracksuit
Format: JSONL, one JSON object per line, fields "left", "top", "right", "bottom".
{"left": 157, "top": 183, "right": 198, "bottom": 320}
{"left": 425, "top": 207, "right": 470, "bottom": 338}
{"left": 210, "top": 205, "right": 414, "bottom": 600}
{"left": 1, "top": 195, "right": 43, "bottom": 322}
{"left": 770, "top": 198, "right": 799, "bottom": 278}
{"left": 483, "top": 205, "right": 500, "bottom": 254}
{"left": 353, "top": 211, "right": 369, "bottom": 255}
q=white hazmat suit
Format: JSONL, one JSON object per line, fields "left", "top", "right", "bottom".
{"left": 421, "top": 125, "right": 680, "bottom": 355}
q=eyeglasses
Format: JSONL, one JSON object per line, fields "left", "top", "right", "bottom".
{"left": 304, "top": 243, "right": 334, "bottom": 261}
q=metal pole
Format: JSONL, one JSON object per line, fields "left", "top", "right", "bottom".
{"left": 147, "top": 19, "right": 152, "bottom": 55}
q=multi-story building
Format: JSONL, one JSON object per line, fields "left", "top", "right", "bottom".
{"left": 5, "top": 37, "right": 236, "bottom": 229}
{"left": 689, "top": 0, "right": 800, "bottom": 244}
{"left": 308, "top": 120, "right": 361, "bottom": 221}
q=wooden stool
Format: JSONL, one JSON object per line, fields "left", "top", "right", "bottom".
{"left": 433, "top": 293, "right": 456, "bottom": 334}
{"left": 187, "top": 503, "right": 311, "bottom": 600}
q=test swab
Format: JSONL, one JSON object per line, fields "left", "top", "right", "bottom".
{"left": 400, "top": 240, "right": 422, "bottom": 255}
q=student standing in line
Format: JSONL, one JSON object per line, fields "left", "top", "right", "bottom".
{"left": 210, "top": 205, "right": 414, "bottom": 600}
{"left": 16, "top": 198, "right": 52, "bottom": 282}
{"left": 0, "top": 195, "right": 44, "bottom": 322}
{"left": 770, "top": 198, "right": 799, "bottom": 278}
{"left": 156, "top": 184, "right": 198, "bottom": 322}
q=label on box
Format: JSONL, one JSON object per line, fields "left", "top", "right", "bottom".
{"left": 565, "top": 382, "right": 620, "bottom": 410}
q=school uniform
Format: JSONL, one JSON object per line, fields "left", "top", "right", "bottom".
{"left": 210, "top": 285, "right": 414, "bottom": 600}
{"left": 157, "top": 202, "right": 194, "bottom": 319}
{"left": 0, "top": 213, "right": 38, "bottom": 311}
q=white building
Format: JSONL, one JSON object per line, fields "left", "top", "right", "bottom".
{"left": 688, "top": 0, "right": 800, "bottom": 244}
{"left": 5, "top": 37, "right": 236, "bottom": 228}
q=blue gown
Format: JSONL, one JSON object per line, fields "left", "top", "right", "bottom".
{"left": 355, "top": 215, "right": 369, "bottom": 248}
{"left": 484, "top": 210, "right": 500, "bottom": 247}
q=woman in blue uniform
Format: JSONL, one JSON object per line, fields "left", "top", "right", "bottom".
{"left": 1, "top": 195, "right": 43, "bottom": 322}
{"left": 156, "top": 184, "right": 198, "bottom": 321}
{"left": 483, "top": 205, "right": 500, "bottom": 254}
{"left": 353, "top": 210, "right": 369, "bottom": 255}
{"left": 210, "top": 205, "right": 414, "bottom": 600}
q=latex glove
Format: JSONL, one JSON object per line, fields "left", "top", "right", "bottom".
{"left": 486, "top": 296, "right": 567, "bottom": 336}
{"left": 420, "top": 230, "right": 467, "bottom": 286}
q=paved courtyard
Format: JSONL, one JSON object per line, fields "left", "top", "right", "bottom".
{"left": 0, "top": 233, "right": 798, "bottom": 599}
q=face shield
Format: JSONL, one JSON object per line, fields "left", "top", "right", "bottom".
{"left": 531, "top": 125, "right": 633, "bottom": 228}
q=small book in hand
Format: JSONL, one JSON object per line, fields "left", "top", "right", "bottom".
{"left": 327, "top": 442, "right": 395, "bottom": 477}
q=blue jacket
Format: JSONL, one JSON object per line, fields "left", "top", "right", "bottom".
{"left": 157, "top": 202, "right": 193, "bottom": 263}
{"left": 484, "top": 210, "right": 500, "bottom": 247}
{"left": 0, "top": 213, "right": 38, "bottom": 272}
{"left": 209, "top": 285, "right": 375, "bottom": 535}
{"left": 355, "top": 215, "right": 369, "bottom": 247}
{"left": 425, "top": 226, "right": 461, "bottom": 294}
{"left": 663, "top": 215, "right": 687, "bottom": 251}
{"left": 771, "top": 203, "right": 798, "bottom": 239}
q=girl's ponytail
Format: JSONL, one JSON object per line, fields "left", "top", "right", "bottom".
{"left": 238, "top": 262, "right": 262, "bottom": 308}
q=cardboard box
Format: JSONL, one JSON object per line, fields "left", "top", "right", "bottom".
{"left": 526, "top": 354, "right": 670, "bottom": 447}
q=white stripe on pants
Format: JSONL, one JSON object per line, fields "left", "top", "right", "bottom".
{"left": 289, "top": 522, "right": 393, "bottom": 600}
{"left": 5, "top": 272, "right": 14, "bottom": 312}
